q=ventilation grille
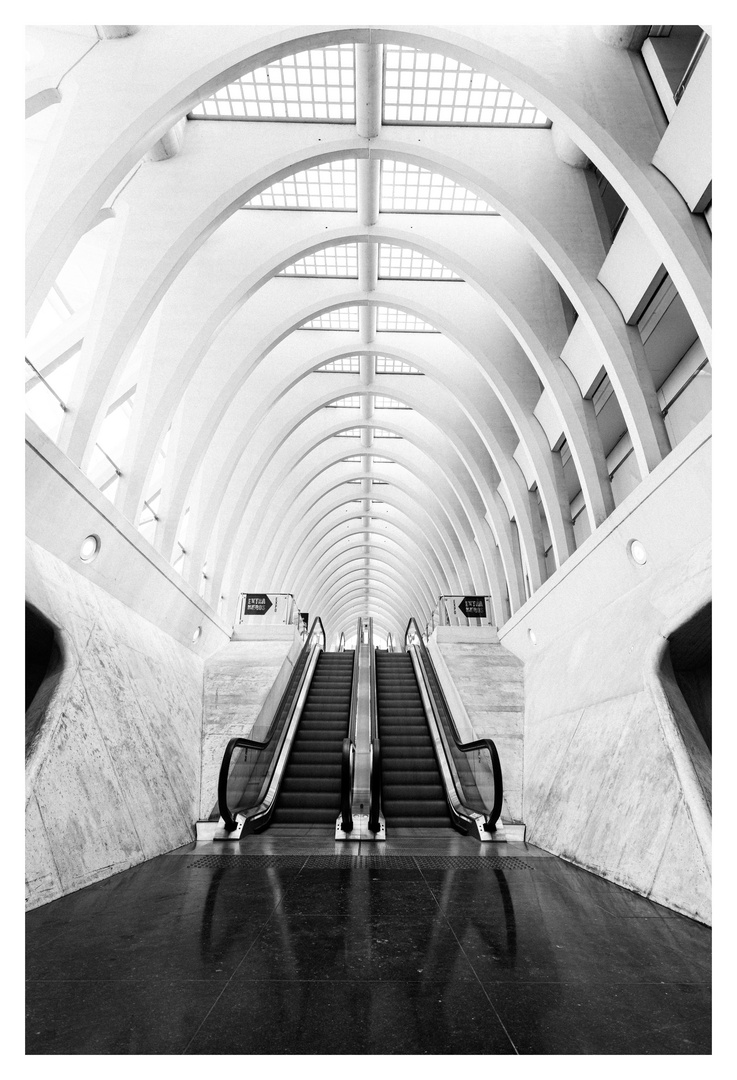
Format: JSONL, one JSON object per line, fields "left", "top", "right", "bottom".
{"left": 186, "top": 853, "right": 539, "bottom": 871}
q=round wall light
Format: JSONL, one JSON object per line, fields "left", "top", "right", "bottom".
{"left": 191, "top": 626, "right": 202, "bottom": 643}
{"left": 528, "top": 628, "right": 537, "bottom": 645}
{"left": 79, "top": 534, "right": 101, "bottom": 562}
{"left": 627, "top": 539, "right": 648, "bottom": 566}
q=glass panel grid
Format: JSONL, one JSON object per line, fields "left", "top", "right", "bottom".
{"left": 375, "top": 355, "right": 423, "bottom": 375}
{"left": 317, "top": 355, "right": 361, "bottom": 373}
{"left": 245, "top": 160, "right": 357, "bottom": 211}
{"left": 374, "top": 395, "right": 411, "bottom": 409}
{"left": 334, "top": 428, "right": 361, "bottom": 438}
{"left": 378, "top": 244, "right": 461, "bottom": 280}
{"left": 191, "top": 45, "right": 355, "bottom": 121}
{"left": 383, "top": 46, "right": 548, "bottom": 126}
{"left": 302, "top": 306, "right": 360, "bottom": 331}
{"left": 374, "top": 428, "right": 402, "bottom": 438}
{"left": 380, "top": 160, "right": 495, "bottom": 214}
{"left": 326, "top": 395, "right": 362, "bottom": 408}
{"left": 373, "top": 455, "right": 396, "bottom": 463}
{"left": 376, "top": 305, "right": 438, "bottom": 333}
{"left": 280, "top": 244, "right": 358, "bottom": 277}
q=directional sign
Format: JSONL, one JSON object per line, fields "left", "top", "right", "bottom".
{"left": 459, "top": 595, "right": 487, "bottom": 620}
{"left": 244, "top": 593, "right": 273, "bottom": 616}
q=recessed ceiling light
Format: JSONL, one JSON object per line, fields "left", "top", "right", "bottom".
{"left": 79, "top": 534, "right": 100, "bottom": 562}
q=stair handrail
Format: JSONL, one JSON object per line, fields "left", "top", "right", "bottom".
{"left": 217, "top": 616, "right": 324, "bottom": 832}
{"left": 368, "top": 617, "right": 383, "bottom": 833}
{"left": 338, "top": 631, "right": 346, "bottom": 652}
{"left": 404, "top": 617, "right": 503, "bottom": 833}
{"left": 339, "top": 617, "right": 362, "bottom": 832}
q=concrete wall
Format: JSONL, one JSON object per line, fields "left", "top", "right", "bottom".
{"left": 428, "top": 627, "right": 524, "bottom": 823}
{"left": 200, "top": 626, "right": 303, "bottom": 819}
{"left": 26, "top": 540, "right": 204, "bottom": 911}
{"left": 500, "top": 417, "right": 711, "bottom": 923}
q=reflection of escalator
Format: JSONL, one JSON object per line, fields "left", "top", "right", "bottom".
{"left": 271, "top": 652, "right": 355, "bottom": 825}
{"left": 376, "top": 652, "right": 452, "bottom": 828}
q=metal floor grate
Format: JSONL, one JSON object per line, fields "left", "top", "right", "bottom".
{"left": 187, "top": 855, "right": 307, "bottom": 870}
{"left": 186, "top": 854, "right": 537, "bottom": 871}
{"left": 303, "top": 855, "right": 418, "bottom": 870}
{"left": 414, "top": 856, "right": 536, "bottom": 870}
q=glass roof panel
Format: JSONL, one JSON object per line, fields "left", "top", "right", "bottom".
{"left": 383, "top": 45, "right": 548, "bottom": 126}
{"left": 374, "top": 428, "right": 402, "bottom": 438}
{"left": 245, "top": 160, "right": 357, "bottom": 210}
{"left": 280, "top": 244, "right": 358, "bottom": 277}
{"left": 376, "top": 306, "right": 439, "bottom": 333}
{"left": 380, "top": 160, "right": 495, "bottom": 214}
{"left": 375, "top": 355, "right": 423, "bottom": 375}
{"left": 374, "top": 395, "right": 411, "bottom": 409}
{"left": 334, "top": 428, "right": 361, "bottom": 438}
{"left": 302, "top": 306, "right": 360, "bottom": 331}
{"left": 191, "top": 44, "right": 355, "bottom": 121}
{"left": 317, "top": 355, "right": 361, "bottom": 373}
{"left": 379, "top": 244, "right": 461, "bottom": 280}
{"left": 326, "top": 395, "right": 362, "bottom": 408}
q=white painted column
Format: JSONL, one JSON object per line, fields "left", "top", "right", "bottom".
{"left": 355, "top": 43, "right": 383, "bottom": 139}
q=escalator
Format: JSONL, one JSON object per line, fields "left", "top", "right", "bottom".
{"left": 376, "top": 651, "right": 452, "bottom": 828}
{"left": 270, "top": 651, "right": 355, "bottom": 825}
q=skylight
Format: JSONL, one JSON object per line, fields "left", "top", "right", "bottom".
{"left": 380, "top": 161, "right": 495, "bottom": 214}
{"left": 245, "top": 160, "right": 357, "bottom": 210}
{"left": 373, "top": 455, "right": 396, "bottom": 463}
{"left": 326, "top": 396, "right": 361, "bottom": 408}
{"left": 317, "top": 355, "right": 361, "bottom": 373}
{"left": 376, "top": 306, "right": 439, "bottom": 333}
{"left": 379, "top": 244, "right": 461, "bottom": 280}
{"left": 375, "top": 356, "right": 423, "bottom": 375}
{"left": 374, "top": 395, "right": 411, "bottom": 409}
{"left": 374, "top": 428, "right": 402, "bottom": 438}
{"left": 383, "top": 46, "right": 548, "bottom": 126}
{"left": 190, "top": 45, "right": 355, "bottom": 121}
{"left": 280, "top": 244, "right": 358, "bottom": 277}
{"left": 334, "top": 428, "right": 361, "bottom": 438}
{"left": 301, "top": 306, "right": 360, "bottom": 331}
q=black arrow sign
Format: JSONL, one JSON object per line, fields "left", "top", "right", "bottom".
{"left": 245, "top": 593, "right": 273, "bottom": 615}
{"left": 459, "top": 595, "right": 486, "bottom": 619}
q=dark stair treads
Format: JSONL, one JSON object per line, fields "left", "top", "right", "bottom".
{"left": 375, "top": 652, "right": 452, "bottom": 830}
{"left": 270, "top": 651, "right": 354, "bottom": 825}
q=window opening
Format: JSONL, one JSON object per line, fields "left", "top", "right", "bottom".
{"left": 378, "top": 244, "right": 461, "bottom": 280}
{"left": 380, "top": 160, "right": 495, "bottom": 214}
{"left": 244, "top": 160, "right": 357, "bottom": 211}
{"left": 190, "top": 44, "right": 356, "bottom": 121}
{"left": 326, "top": 396, "right": 362, "bottom": 408}
{"left": 376, "top": 306, "right": 438, "bottom": 333}
{"left": 302, "top": 306, "right": 360, "bottom": 331}
{"left": 317, "top": 355, "right": 361, "bottom": 373}
{"left": 280, "top": 244, "right": 358, "bottom": 277}
{"left": 374, "top": 395, "right": 411, "bottom": 409}
{"left": 383, "top": 46, "right": 549, "bottom": 126}
{"left": 375, "top": 355, "right": 423, "bottom": 375}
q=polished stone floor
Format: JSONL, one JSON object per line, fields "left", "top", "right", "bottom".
{"left": 26, "top": 828, "right": 711, "bottom": 1055}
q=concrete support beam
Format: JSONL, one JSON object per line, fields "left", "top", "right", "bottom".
{"left": 359, "top": 304, "right": 376, "bottom": 343}
{"left": 145, "top": 117, "right": 188, "bottom": 162}
{"left": 552, "top": 124, "right": 590, "bottom": 169}
{"left": 359, "top": 353, "right": 375, "bottom": 386}
{"left": 593, "top": 26, "right": 649, "bottom": 50}
{"left": 96, "top": 26, "right": 139, "bottom": 39}
{"left": 358, "top": 240, "right": 378, "bottom": 292}
{"left": 355, "top": 43, "right": 382, "bottom": 139}
{"left": 357, "top": 158, "right": 380, "bottom": 226}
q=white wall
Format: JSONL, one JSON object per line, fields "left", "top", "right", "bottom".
{"left": 26, "top": 540, "right": 205, "bottom": 910}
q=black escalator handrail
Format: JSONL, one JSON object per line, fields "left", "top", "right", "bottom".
{"left": 405, "top": 617, "right": 503, "bottom": 833}
{"left": 339, "top": 617, "right": 362, "bottom": 832}
{"left": 368, "top": 617, "right": 382, "bottom": 833}
{"left": 217, "top": 616, "right": 324, "bottom": 832}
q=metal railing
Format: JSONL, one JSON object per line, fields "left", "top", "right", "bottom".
{"left": 367, "top": 617, "right": 383, "bottom": 834}
{"left": 674, "top": 31, "right": 709, "bottom": 104}
{"left": 404, "top": 617, "right": 503, "bottom": 835}
{"left": 339, "top": 618, "right": 362, "bottom": 833}
{"left": 216, "top": 617, "right": 324, "bottom": 833}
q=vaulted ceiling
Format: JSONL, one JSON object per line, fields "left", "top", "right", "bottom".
{"left": 25, "top": 25, "right": 711, "bottom": 646}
